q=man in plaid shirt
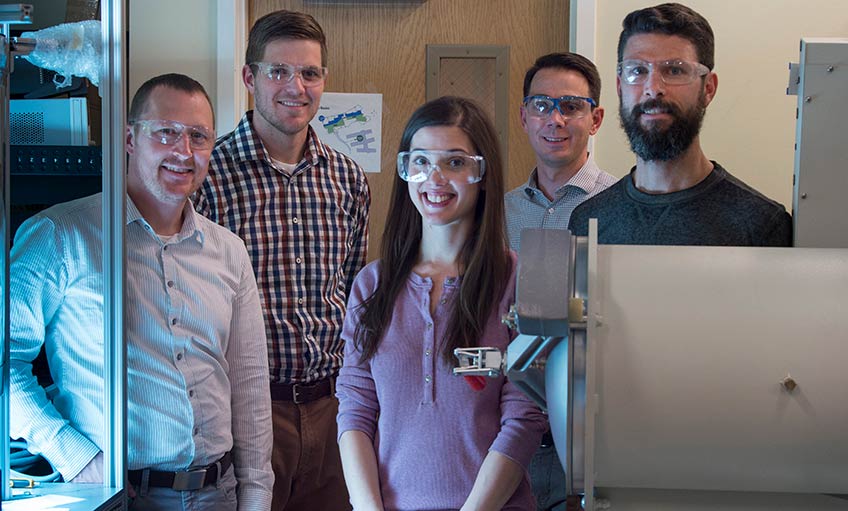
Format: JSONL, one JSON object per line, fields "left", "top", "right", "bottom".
{"left": 194, "top": 10, "right": 369, "bottom": 511}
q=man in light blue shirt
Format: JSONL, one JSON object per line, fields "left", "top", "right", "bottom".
{"left": 10, "top": 74, "right": 274, "bottom": 510}
{"left": 505, "top": 53, "right": 616, "bottom": 253}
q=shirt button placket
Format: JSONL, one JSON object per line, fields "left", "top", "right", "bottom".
{"left": 424, "top": 318, "right": 435, "bottom": 402}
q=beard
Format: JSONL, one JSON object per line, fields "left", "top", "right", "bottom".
{"left": 619, "top": 92, "right": 707, "bottom": 162}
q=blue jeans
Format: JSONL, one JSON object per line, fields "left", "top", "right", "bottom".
{"left": 128, "top": 464, "right": 238, "bottom": 511}
{"left": 529, "top": 444, "right": 567, "bottom": 511}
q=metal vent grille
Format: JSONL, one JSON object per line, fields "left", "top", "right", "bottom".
{"left": 11, "top": 112, "right": 45, "bottom": 144}
{"left": 438, "top": 57, "right": 497, "bottom": 122}
{"left": 426, "top": 45, "right": 509, "bottom": 163}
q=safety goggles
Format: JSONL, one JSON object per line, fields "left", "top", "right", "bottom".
{"left": 522, "top": 94, "right": 596, "bottom": 119}
{"left": 250, "top": 62, "right": 328, "bottom": 87}
{"left": 397, "top": 150, "right": 485, "bottom": 184}
{"left": 132, "top": 119, "right": 215, "bottom": 150}
{"left": 617, "top": 59, "right": 710, "bottom": 85}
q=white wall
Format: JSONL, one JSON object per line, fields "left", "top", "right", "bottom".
{"left": 590, "top": 0, "right": 848, "bottom": 210}
{"left": 128, "top": 0, "right": 217, "bottom": 122}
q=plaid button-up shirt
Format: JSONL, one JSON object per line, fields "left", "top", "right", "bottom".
{"left": 194, "top": 112, "right": 370, "bottom": 384}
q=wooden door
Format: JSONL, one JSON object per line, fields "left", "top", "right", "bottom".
{"left": 251, "top": 0, "right": 569, "bottom": 260}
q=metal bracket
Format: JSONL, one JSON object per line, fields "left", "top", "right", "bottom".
{"left": 0, "top": 4, "right": 32, "bottom": 24}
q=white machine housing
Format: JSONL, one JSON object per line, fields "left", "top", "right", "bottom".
{"left": 509, "top": 224, "right": 848, "bottom": 510}
{"left": 490, "top": 38, "right": 848, "bottom": 510}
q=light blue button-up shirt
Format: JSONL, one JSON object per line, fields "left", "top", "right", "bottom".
{"left": 10, "top": 193, "right": 273, "bottom": 509}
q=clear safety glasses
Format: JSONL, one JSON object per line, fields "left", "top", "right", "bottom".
{"left": 522, "top": 94, "right": 597, "bottom": 120}
{"left": 251, "top": 62, "right": 328, "bottom": 87}
{"left": 618, "top": 59, "right": 710, "bottom": 86}
{"left": 397, "top": 150, "right": 486, "bottom": 184}
{"left": 133, "top": 119, "right": 215, "bottom": 150}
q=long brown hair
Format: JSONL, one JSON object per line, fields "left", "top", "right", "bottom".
{"left": 353, "top": 96, "right": 510, "bottom": 365}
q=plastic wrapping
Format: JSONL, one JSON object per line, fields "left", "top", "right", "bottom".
{"left": 21, "top": 20, "right": 102, "bottom": 87}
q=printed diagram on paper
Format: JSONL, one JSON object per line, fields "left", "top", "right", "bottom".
{"left": 311, "top": 92, "right": 382, "bottom": 173}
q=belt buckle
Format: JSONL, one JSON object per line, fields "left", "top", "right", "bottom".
{"left": 172, "top": 469, "right": 208, "bottom": 491}
{"left": 292, "top": 383, "right": 305, "bottom": 404}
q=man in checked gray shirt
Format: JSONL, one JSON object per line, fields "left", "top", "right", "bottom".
{"left": 505, "top": 53, "right": 615, "bottom": 511}
{"left": 506, "top": 53, "right": 616, "bottom": 253}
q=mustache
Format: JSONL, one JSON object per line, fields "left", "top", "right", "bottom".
{"left": 160, "top": 158, "right": 193, "bottom": 168}
{"left": 630, "top": 99, "right": 681, "bottom": 118}
{"left": 161, "top": 156, "right": 192, "bottom": 164}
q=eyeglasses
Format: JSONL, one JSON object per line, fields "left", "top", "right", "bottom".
{"left": 522, "top": 95, "right": 597, "bottom": 120}
{"left": 251, "top": 62, "right": 328, "bottom": 87}
{"left": 133, "top": 119, "right": 215, "bottom": 150}
{"left": 618, "top": 59, "right": 710, "bottom": 85}
{"left": 397, "top": 150, "right": 486, "bottom": 184}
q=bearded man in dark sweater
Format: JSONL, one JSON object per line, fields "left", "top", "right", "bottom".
{"left": 569, "top": 3, "right": 791, "bottom": 246}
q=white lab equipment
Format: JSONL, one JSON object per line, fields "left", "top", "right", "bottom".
{"left": 455, "top": 38, "right": 848, "bottom": 510}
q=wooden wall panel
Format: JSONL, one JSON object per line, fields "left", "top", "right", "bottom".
{"left": 251, "top": 0, "right": 569, "bottom": 260}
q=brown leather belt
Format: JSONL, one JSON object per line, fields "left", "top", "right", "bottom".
{"left": 128, "top": 451, "right": 231, "bottom": 491}
{"left": 270, "top": 377, "right": 333, "bottom": 404}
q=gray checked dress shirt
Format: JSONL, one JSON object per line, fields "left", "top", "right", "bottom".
{"left": 505, "top": 156, "right": 617, "bottom": 252}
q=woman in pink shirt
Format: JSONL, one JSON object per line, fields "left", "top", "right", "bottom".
{"left": 336, "top": 96, "right": 546, "bottom": 511}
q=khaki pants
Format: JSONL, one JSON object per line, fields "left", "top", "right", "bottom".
{"left": 271, "top": 395, "right": 351, "bottom": 511}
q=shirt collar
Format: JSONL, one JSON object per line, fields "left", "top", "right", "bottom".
{"left": 230, "top": 111, "right": 328, "bottom": 172}
{"left": 127, "top": 196, "right": 205, "bottom": 246}
{"left": 523, "top": 154, "right": 603, "bottom": 198}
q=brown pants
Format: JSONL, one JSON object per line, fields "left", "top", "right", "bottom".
{"left": 271, "top": 395, "right": 351, "bottom": 511}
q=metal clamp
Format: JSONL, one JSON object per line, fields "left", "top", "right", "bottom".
{"left": 452, "top": 347, "right": 504, "bottom": 377}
